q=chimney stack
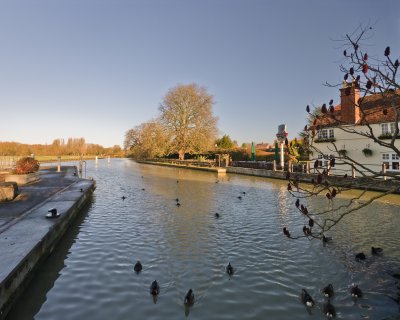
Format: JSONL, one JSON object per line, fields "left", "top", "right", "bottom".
{"left": 340, "top": 81, "right": 360, "bottom": 124}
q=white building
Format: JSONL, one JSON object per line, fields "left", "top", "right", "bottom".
{"left": 311, "top": 82, "right": 400, "bottom": 176}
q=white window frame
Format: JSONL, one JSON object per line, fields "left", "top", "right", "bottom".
{"left": 318, "top": 128, "right": 334, "bottom": 139}
{"left": 382, "top": 153, "right": 400, "bottom": 171}
{"left": 381, "top": 122, "right": 398, "bottom": 135}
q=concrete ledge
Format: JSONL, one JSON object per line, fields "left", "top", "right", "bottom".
{"left": 0, "top": 183, "right": 18, "bottom": 202}
{"left": 5, "top": 172, "right": 40, "bottom": 185}
{"left": 137, "top": 160, "right": 227, "bottom": 173}
{"left": 0, "top": 179, "right": 96, "bottom": 319}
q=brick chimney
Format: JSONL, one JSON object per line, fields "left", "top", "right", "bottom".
{"left": 340, "top": 81, "right": 360, "bottom": 124}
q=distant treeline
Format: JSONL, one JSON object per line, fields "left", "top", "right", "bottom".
{"left": 0, "top": 138, "right": 123, "bottom": 156}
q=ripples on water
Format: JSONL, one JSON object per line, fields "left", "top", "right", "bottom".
{"left": 7, "top": 159, "right": 400, "bottom": 319}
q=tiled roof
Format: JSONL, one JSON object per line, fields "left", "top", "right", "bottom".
{"left": 316, "top": 90, "right": 400, "bottom": 127}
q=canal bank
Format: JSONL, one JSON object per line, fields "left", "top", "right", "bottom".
{"left": 136, "top": 160, "right": 400, "bottom": 194}
{"left": 0, "top": 166, "right": 95, "bottom": 320}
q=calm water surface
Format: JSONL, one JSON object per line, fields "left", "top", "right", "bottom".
{"left": 7, "top": 159, "right": 400, "bottom": 319}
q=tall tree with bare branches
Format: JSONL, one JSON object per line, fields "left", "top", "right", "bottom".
{"left": 159, "top": 84, "right": 218, "bottom": 160}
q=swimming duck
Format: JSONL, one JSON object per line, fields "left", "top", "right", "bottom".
{"left": 355, "top": 252, "right": 366, "bottom": 261}
{"left": 150, "top": 280, "right": 160, "bottom": 296}
{"left": 226, "top": 262, "right": 234, "bottom": 275}
{"left": 176, "top": 202, "right": 181, "bottom": 207}
{"left": 371, "top": 247, "right": 383, "bottom": 255}
{"left": 175, "top": 198, "right": 179, "bottom": 202}
{"left": 322, "top": 235, "right": 332, "bottom": 243}
{"left": 237, "top": 196, "right": 242, "bottom": 200}
{"left": 283, "top": 227, "right": 291, "bottom": 238}
{"left": 323, "top": 300, "right": 336, "bottom": 318}
{"left": 121, "top": 196, "right": 126, "bottom": 200}
{"left": 350, "top": 284, "right": 363, "bottom": 298}
{"left": 301, "top": 289, "right": 314, "bottom": 307}
{"left": 184, "top": 289, "right": 194, "bottom": 306}
{"left": 134, "top": 261, "right": 142, "bottom": 273}
{"left": 322, "top": 284, "right": 334, "bottom": 298}
{"left": 215, "top": 212, "right": 220, "bottom": 218}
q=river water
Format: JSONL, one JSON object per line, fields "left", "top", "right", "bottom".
{"left": 7, "top": 159, "right": 400, "bottom": 319}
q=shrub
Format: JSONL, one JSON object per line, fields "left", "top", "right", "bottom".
{"left": 362, "top": 148, "right": 373, "bottom": 157}
{"left": 14, "top": 157, "right": 40, "bottom": 174}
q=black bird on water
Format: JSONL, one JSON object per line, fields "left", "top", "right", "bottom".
{"left": 237, "top": 196, "right": 242, "bottom": 200}
{"left": 226, "top": 262, "right": 234, "bottom": 276}
{"left": 176, "top": 202, "right": 181, "bottom": 207}
{"left": 322, "top": 235, "right": 332, "bottom": 243}
{"left": 322, "top": 284, "right": 334, "bottom": 298}
{"left": 215, "top": 212, "right": 220, "bottom": 218}
{"left": 150, "top": 280, "right": 160, "bottom": 296}
{"left": 184, "top": 289, "right": 195, "bottom": 306}
{"left": 355, "top": 252, "right": 366, "bottom": 261}
{"left": 323, "top": 300, "right": 336, "bottom": 318}
{"left": 134, "top": 261, "right": 142, "bottom": 273}
{"left": 301, "top": 289, "right": 314, "bottom": 307}
{"left": 175, "top": 198, "right": 179, "bottom": 202}
{"left": 350, "top": 284, "right": 363, "bottom": 298}
{"left": 371, "top": 246, "right": 383, "bottom": 255}
{"left": 121, "top": 196, "right": 126, "bottom": 200}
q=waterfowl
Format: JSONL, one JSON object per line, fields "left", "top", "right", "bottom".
{"left": 226, "top": 262, "right": 234, "bottom": 275}
{"left": 215, "top": 212, "right": 220, "bottom": 218}
{"left": 322, "top": 235, "right": 332, "bottom": 243}
{"left": 242, "top": 191, "right": 246, "bottom": 195}
{"left": 121, "top": 196, "right": 126, "bottom": 200}
{"left": 283, "top": 227, "right": 291, "bottom": 238}
{"left": 150, "top": 280, "right": 160, "bottom": 296}
{"left": 80, "top": 188, "right": 83, "bottom": 192}
{"left": 350, "top": 284, "right": 363, "bottom": 298}
{"left": 134, "top": 261, "right": 142, "bottom": 273}
{"left": 237, "top": 196, "right": 242, "bottom": 200}
{"left": 355, "top": 252, "right": 366, "bottom": 261}
{"left": 371, "top": 246, "right": 383, "bottom": 255}
{"left": 323, "top": 300, "right": 336, "bottom": 318}
{"left": 176, "top": 202, "right": 181, "bottom": 207}
{"left": 46, "top": 208, "right": 60, "bottom": 218}
{"left": 301, "top": 289, "right": 314, "bottom": 307}
{"left": 175, "top": 198, "right": 179, "bottom": 202}
{"left": 184, "top": 289, "right": 194, "bottom": 306}
{"left": 322, "top": 284, "right": 334, "bottom": 298}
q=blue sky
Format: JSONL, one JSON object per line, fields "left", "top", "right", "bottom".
{"left": 0, "top": 0, "right": 399, "bottom": 147}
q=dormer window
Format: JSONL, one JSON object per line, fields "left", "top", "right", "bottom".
{"left": 381, "top": 122, "right": 396, "bottom": 135}
{"left": 318, "top": 128, "right": 334, "bottom": 139}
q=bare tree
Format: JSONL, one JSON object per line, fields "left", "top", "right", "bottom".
{"left": 124, "top": 121, "right": 169, "bottom": 159}
{"left": 286, "top": 26, "right": 400, "bottom": 240}
{"left": 159, "top": 83, "right": 218, "bottom": 160}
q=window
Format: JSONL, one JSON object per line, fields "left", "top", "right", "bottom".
{"left": 381, "top": 122, "right": 398, "bottom": 135}
{"left": 317, "top": 154, "right": 333, "bottom": 167}
{"left": 318, "top": 129, "right": 334, "bottom": 139}
{"left": 382, "top": 153, "right": 400, "bottom": 171}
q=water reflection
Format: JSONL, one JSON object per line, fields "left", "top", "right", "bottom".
{"left": 7, "top": 159, "right": 400, "bottom": 320}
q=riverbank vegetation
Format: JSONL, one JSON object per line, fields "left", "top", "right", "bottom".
{"left": 0, "top": 138, "right": 123, "bottom": 157}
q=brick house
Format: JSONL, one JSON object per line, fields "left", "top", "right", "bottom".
{"left": 311, "top": 81, "right": 400, "bottom": 176}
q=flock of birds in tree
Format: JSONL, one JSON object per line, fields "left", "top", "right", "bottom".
{"left": 120, "top": 178, "right": 384, "bottom": 317}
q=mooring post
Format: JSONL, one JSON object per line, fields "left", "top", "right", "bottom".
{"left": 57, "top": 156, "right": 61, "bottom": 172}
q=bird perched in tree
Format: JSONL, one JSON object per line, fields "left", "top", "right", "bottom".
{"left": 226, "top": 262, "right": 234, "bottom": 276}
{"left": 134, "top": 261, "right": 142, "bottom": 273}
{"left": 301, "top": 289, "right": 314, "bottom": 307}
{"left": 322, "top": 284, "right": 334, "bottom": 298}
{"left": 184, "top": 289, "right": 194, "bottom": 306}
{"left": 150, "top": 280, "right": 160, "bottom": 296}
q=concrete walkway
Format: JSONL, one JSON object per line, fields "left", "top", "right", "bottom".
{"left": 0, "top": 166, "right": 95, "bottom": 319}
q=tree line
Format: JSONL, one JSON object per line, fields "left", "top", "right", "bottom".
{"left": 0, "top": 138, "right": 122, "bottom": 157}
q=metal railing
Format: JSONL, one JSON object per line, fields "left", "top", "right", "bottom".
{"left": 0, "top": 156, "right": 22, "bottom": 170}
